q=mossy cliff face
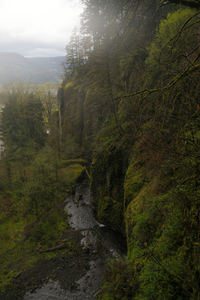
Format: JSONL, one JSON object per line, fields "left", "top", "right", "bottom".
{"left": 99, "top": 125, "right": 200, "bottom": 299}
{"left": 58, "top": 6, "right": 200, "bottom": 298}
{"left": 122, "top": 145, "right": 200, "bottom": 299}
{"left": 58, "top": 88, "right": 200, "bottom": 299}
{"left": 90, "top": 147, "right": 127, "bottom": 234}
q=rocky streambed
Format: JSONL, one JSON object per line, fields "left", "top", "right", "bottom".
{"left": 23, "top": 178, "right": 124, "bottom": 300}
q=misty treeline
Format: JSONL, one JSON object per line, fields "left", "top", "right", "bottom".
{"left": 61, "top": 0, "right": 200, "bottom": 155}
{"left": 59, "top": 0, "right": 200, "bottom": 299}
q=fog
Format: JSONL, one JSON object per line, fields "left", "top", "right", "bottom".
{"left": 0, "top": 0, "right": 83, "bottom": 57}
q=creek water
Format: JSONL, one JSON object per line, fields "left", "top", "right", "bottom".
{"left": 24, "top": 178, "right": 124, "bottom": 300}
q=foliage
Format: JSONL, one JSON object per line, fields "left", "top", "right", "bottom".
{"left": 99, "top": 258, "right": 139, "bottom": 300}
{"left": 2, "top": 91, "right": 46, "bottom": 164}
{"left": 1, "top": 0, "right": 200, "bottom": 298}
{"left": 146, "top": 8, "right": 199, "bottom": 86}
{"left": 59, "top": 1, "right": 200, "bottom": 299}
{"left": 0, "top": 91, "right": 85, "bottom": 292}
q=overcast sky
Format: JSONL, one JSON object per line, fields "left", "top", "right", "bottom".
{"left": 0, "top": 0, "right": 83, "bottom": 57}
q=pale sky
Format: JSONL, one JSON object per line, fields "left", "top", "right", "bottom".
{"left": 0, "top": 0, "right": 83, "bottom": 57}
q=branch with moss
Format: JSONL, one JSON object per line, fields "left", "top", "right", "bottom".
{"left": 170, "top": 12, "right": 200, "bottom": 51}
{"left": 115, "top": 62, "right": 200, "bottom": 101}
{"left": 164, "top": 0, "right": 200, "bottom": 9}
{"left": 156, "top": 11, "right": 200, "bottom": 69}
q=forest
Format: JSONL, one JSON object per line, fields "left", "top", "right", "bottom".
{"left": 0, "top": 0, "right": 200, "bottom": 299}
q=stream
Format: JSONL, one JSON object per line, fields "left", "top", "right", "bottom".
{"left": 24, "top": 178, "right": 124, "bottom": 300}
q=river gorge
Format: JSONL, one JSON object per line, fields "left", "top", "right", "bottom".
{"left": 23, "top": 178, "right": 124, "bottom": 300}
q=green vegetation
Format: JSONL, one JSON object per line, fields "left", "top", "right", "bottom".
{"left": 0, "top": 89, "right": 85, "bottom": 293}
{"left": 58, "top": 1, "right": 200, "bottom": 299}
{"left": 0, "top": 0, "right": 200, "bottom": 299}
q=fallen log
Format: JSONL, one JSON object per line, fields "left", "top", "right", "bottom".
{"left": 39, "top": 243, "right": 68, "bottom": 254}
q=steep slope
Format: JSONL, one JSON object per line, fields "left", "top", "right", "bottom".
{"left": 57, "top": 2, "right": 200, "bottom": 299}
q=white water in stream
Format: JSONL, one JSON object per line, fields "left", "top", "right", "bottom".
{"left": 24, "top": 179, "right": 122, "bottom": 300}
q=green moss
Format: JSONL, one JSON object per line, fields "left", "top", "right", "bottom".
{"left": 64, "top": 81, "right": 74, "bottom": 92}
{"left": 0, "top": 157, "right": 83, "bottom": 292}
{"left": 99, "top": 258, "right": 139, "bottom": 300}
{"left": 59, "top": 158, "right": 87, "bottom": 168}
{"left": 124, "top": 162, "right": 145, "bottom": 208}
{"left": 97, "top": 196, "right": 123, "bottom": 230}
{"left": 59, "top": 164, "right": 85, "bottom": 187}
{"left": 122, "top": 144, "right": 200, "bottom": 299}
{"left": 0, "top": 205, "right": 70, "bottom": 290}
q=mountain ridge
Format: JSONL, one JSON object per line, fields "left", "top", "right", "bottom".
{"left": 0, "top": 52, "right": 65, "bottom": 84}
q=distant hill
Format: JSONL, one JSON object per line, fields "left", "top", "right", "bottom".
{"left": 0, "top": 53, "right": 65, "bottom": 84}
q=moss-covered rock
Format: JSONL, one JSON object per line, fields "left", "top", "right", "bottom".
{"left": 59, "top": 163, "right": 85, "bottom": 187}
{"left": 124, "top": 162, "right": 145, "bottom": 209}
{"left": 97, "top": 196, "right": 123, "bottom": 230}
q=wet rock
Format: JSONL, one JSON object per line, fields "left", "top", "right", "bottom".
{"left": 23, "top": 179, "right": 123, "bottom": 300}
